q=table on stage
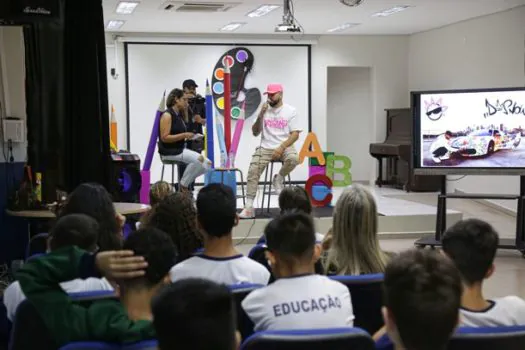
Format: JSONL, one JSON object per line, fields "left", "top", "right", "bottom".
{"left": 6, "top": 202, "right": 150, "bottom": 218}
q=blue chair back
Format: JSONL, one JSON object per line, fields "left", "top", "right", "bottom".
{"left": 241, "top": 327, "right": 374, "bottom": 350}
{"left": 59, "top": 340, "right": 157, "bottom": 350}
{"left": 229, "top": 284, "right": 264, "bottom": 341}
{"left": 329, "top": 274, "right": 384, "bottom": 335}
{"left": 9, "top": 291, "right": 118, "bottom": 350}
{"left": 449, "top": 326, "right": 525, "bottom": 349}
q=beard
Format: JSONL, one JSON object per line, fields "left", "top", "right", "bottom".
{"left": 268, "top": 98, "right": 280, "bottom": 107}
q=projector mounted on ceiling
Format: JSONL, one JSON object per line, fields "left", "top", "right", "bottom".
{"left": 275, "top": 0, "right": 301, "bottom": 33}
{"left": 339, "top": 0, "right": 364, "bottom": 7}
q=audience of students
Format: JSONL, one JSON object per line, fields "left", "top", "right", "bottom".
{"left": 12, "top": 180, "right": 525, "bottom": 349}
{"left": 141, "top": 192, "right": 203, "bottom": 262}
{"left": 17, "top": 227, "right": 175, "bottom": 347}
{"left": 4, "top": 214, "right": 114, "bottom": 321}
{"left": 57, "top": 182, "right": 124, "bottom": 251}
{"left": 381, "top": 249, "right": 462, "bottom": 350}
{"left": 152, "top": 278, "right": 240, "bottom": 350}
{"left": 442, "top": 218, "right": 525, "bottom": 326}
{"left": 323, "top": 184, "right": 390, "bottom": 275}
{"left": 170, "top": 184, "right": 270, "bottom": 285}
{"left": 242, "top": 211, "right": 354, "bottom": 331}
{"left": 257, "top": 186, "right": 324, "bottom": 244}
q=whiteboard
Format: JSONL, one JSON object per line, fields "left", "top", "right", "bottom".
{"left": 125, "top": 43, "right": 311, "bottom": 184}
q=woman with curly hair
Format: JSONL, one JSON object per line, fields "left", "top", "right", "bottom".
{"left": 142, "top": 192, "right": 203, "bottom": 262}
{"left": 57, "top": 183, "right": 123, "bottom": 251}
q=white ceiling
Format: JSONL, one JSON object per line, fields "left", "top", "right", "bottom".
{"left": 103, "top": 0, "right": 525, "bottom": 35}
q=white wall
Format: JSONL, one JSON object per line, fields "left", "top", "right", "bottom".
{"left": 107, "top": 34, "right": 410, "bottom": 182}
{"left": 327, "top": 67, "right": 372, "bottom": 182}
{"left": 0, "top": 26, "right": 26, "bottom": 162}
{"left": 409, "top": 6, "right": 525, "bottom": 211}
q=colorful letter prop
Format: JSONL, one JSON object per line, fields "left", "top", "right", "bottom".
{"left": 326, "top": 155, "right": 352, "bottom": 187}
{"left": 299, "top": 132, "right": 325, "bottom": 166}
{"left": 306, "top": 175, "right": 333, "bottom": 207}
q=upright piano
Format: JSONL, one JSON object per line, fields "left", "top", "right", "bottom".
{"left": 369, "top": 108, "right": 442, "bottom": 192}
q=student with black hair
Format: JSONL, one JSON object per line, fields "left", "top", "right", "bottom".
{"left": 442, "top": 219, "right": 525, "bottom": 326}
{"left": 380, "top": 249, "right": 462, "bottom": 350}
{"left": 152, "top": 278, "right": 240, "bottom": 350}
{"left": 17, "top": 228, "right": 176, "bottom": 347}
{"left": 256, "top": 186, "right": 324, "bottom": 245}
{"left": 170, "top": 183, "right": 269, "bottom": 285}
{"left": 4, "top": 214, "right": 113, "bottom": 321}
{"left": 242, "top": 212, "right": 353, "bottom": 331}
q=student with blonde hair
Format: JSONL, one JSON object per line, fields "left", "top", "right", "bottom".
{"left": 323, "top": 184, "right": 389, "bottom": 275}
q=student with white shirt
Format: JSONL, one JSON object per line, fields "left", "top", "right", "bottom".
{"left": 442, "top": 219, "right": 525, "bottom": 327}
{"left": 242, "top": 212, "right": 354, "bottom": 331}
{"left": 4, "top": 214, "right": 113, "bottom": 321}
{"left": 170, "top": 184, "right": 270, "bottom": 285}
{"left": 239, "top": 84, "right": 302, "bottom": 219}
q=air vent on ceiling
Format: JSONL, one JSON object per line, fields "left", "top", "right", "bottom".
{"left": 160, "top": 1, "right": 239, "bottom": 12}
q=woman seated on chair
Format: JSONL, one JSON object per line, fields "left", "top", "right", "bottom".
{"left": 159, "top": 88, "right": 211, "bottom": 192}
{"left": 322, "top": 184, "right": 391, "bottom": 275}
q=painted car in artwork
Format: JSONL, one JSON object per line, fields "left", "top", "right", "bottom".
{"left": 450, "top": 129, "right": 521, "bottom": 157}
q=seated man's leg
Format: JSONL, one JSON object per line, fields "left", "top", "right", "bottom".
{"left": 240, "top": 148, "right": 272, "bottom": 217}
{"left": 273, "top": 147, "right": 299, "bottom": 193}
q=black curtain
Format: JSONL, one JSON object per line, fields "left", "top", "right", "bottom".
{"left": 24, "top": 0, "right": 110, "bottom": 199}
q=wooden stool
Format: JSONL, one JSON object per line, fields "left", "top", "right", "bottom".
{"left": 261, "top": 161, "right": 292, "bottom": 213}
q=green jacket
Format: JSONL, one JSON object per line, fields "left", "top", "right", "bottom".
{"left": 17, "top": 246, "right": 156, "bottom": 346}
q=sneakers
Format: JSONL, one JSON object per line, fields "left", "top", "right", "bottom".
{"left": 239, "top": 207, "right": 255, "bottom": 219}
{"left": 432, "top": 156, "right": 441, "bottom": 163}
{"left": 273, "top": 174, "right": 284, "bottom": 195}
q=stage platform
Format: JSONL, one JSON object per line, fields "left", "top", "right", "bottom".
{"left": 231, "top": 185, "right": 463, "bottom": 244}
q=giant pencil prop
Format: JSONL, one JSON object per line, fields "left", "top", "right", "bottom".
{"left": 216, "top": 117, "right": 228, "bottom": 168}
{"left": 226, "top": 102, "right": 245, "bottom": 168}
{"left": 205, "top": 80, "right": 215, "bottom": 167}
{"left": 224, "top": 62, "right": 232, "bottom": 153}
{"left": 140, "top": 91, "right": 166, "bottom": 204}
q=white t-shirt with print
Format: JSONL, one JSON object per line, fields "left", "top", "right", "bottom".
{"left": 242, "top": 274, "right": 354, "bottom": 332}
{"left": 261, "top": 103, "right": 302, "bottom": 150}
{"left": 460, "top": 296, "right": 525, "bottom": 327}
{"left": 4, "top": 278, "right": 114, "bottom": 321}
{"left": 169, "top": 254, "right": 270, "bottom": 286}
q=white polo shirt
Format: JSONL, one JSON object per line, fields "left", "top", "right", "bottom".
{"left": 242, "top": 274, "right": 354, "bottom": 332}
{"left": 169, "top": 254, "right": 270, "bottom": 286}
{"left": 261, "top": 103, "right": 302, "bottom": 150}
{"left": 460, "top": 296, "right": 525, "bottom": 327}
{"left": 4, "top": 278, "right": 114, "bottom": 321}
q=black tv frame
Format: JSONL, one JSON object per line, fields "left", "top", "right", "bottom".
{"left": 412, "top": 87, "right": 525, "bottom": 176}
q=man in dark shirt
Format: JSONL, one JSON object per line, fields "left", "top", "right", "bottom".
{"left": 181, "top": 79, "right": 206, "bottom": 190}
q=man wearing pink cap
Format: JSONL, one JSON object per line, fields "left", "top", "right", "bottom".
{"left": 239, "top": 83, "right": 301, "bottom": 219}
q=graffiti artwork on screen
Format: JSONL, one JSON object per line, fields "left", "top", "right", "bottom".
{"left": 211, "top": 47, "right": 262, "bottom": 120}
{"left": 420, "top": 90, "right": 525, "bottom": 168}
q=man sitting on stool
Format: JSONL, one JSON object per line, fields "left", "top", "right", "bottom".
{"left": 239, "top": 84, "right": 301, "bottom": 219}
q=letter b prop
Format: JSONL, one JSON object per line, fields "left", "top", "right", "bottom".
{"left": 326, "top": 155, "right": 352, "bottom": 187}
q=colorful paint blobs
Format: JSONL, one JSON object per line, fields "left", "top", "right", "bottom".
{"left": 326, "top": 155, "right": 352, "bottom": 187}
{"left": 213, "top": 82, "right": 224, "bottom": 94}
{"left": 310, "top": 152, "right": 334, "bottom": 166}
{"left": 236, "top": 50, "right": 248, "bottom": 63}
{"left": 222, "top": 55, "right": 234, "bottom": 68}
{"left": 216, "top": 97, "right": 225, "bottom": 110}
{"left": 214, "top": 68, "right": 224, "bottom": 81}
{"left": 231, "top": 107, "right": 241, "bottom": 120}
{"left": 299, "top": 132, "right": 325, "bottom": 166}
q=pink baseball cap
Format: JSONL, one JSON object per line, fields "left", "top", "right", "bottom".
{"left": 264, "top": 83, "right": 283, "bottom": 95}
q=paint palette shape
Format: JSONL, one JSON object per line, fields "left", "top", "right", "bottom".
{"left": 212, "top": 47, "right": 261, "bottom": 120}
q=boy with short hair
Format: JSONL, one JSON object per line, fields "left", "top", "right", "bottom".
{"left": 170, "top": 183, "right": 269, "bottom": 285}
{"left": 4, "top": 214, "right": 113, "bottom": 321}
{"left": 152, "top": 278, "right": 240, "bottom": 350}
{"left": 242, "top": 211, "right": 353, "bottom": 331}
{"left": 442, "top": 218, "right": 525, "bottom": 326}
{"left": 18, "top": 227, "right": 176, "bottom": 347}
{"left": 381, "top": 249, "right": 462, "bottom": 350}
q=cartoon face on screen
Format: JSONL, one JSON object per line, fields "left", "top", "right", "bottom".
{"left": 212, "top": 47, "right": 261, "bottom": 120}
{"left": 424, "top": 97, "right": 448, "bottom": 121}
